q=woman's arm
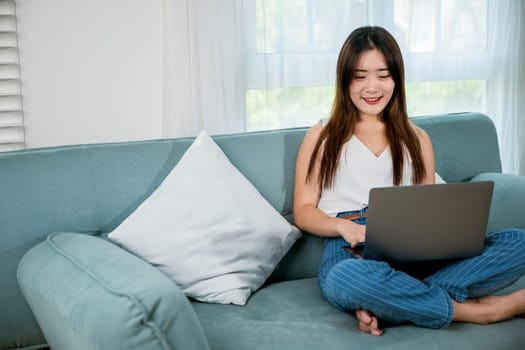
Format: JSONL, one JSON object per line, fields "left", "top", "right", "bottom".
{"left": 293, "top": 124, "right": 365, "bottom": 247}
{"left": 415, "top": 126, "right": 436, "bottom": 184}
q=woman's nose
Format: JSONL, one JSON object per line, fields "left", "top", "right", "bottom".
{"left": 364, "top": 77, "right": 380, "bottom": 92}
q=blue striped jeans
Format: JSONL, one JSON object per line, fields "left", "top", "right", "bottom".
{"left": 317, "top": 208, "right": 525, "bottom": 328}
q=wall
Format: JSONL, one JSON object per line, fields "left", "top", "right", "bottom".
{"left": 16, "top": 0, "right": 164, "bottom": 148}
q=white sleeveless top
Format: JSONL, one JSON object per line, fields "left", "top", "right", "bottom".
{"left": 317, "top": 132, "right": 414, "bottom": 217}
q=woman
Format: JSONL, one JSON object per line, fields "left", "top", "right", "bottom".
{"left": 293, "top": 26, "right": 525, "bottom": 336}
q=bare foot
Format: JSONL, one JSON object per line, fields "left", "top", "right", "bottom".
{"left": 356, "top": 309, "right": 383, "bottom": 336}
{"left": 453, "top": 289, "right": 525, "bottom": 324}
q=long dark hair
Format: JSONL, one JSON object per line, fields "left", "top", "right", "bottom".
{"left": 307, "top": 26, "right": 426, "bottom": 189}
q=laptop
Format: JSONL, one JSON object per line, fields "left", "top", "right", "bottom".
{"left": 344, "top": 181, "right": 494, "bottom": 267}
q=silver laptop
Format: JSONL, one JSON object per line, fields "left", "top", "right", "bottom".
{"left": 346, "top": 181, "right": 494, "bottom": 264}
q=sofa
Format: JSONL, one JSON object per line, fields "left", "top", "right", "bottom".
{"left": 2, "top": 112, "right": 525, "bottom": 350}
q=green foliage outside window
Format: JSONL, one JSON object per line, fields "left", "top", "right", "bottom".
{"left": 246, "top": 80, "right": 486, "bottom": 131}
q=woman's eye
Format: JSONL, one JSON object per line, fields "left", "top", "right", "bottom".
{"left": 379, "top": 74, "right": 391, "bottom": 79}
{"left": 354, "top": 76, "right": 365, "bottom": 80}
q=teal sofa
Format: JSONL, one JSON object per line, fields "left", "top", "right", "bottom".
{"left": 3, "top": 112, "right": 525, "bottom": 350}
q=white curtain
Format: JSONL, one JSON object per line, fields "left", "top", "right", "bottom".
{"left": 485, "top": 0, "right": 524, "bottom": 174}
{"left": 163, "top": 0, "right": 524, "bottom": 175}
{"left": 515, "top": 4, "right": 525, "bottom": 175}
{"left": 162, "top": 0, "right": 245, "bottom": 137}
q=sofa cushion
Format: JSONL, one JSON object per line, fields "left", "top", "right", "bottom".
{"left": 192, "top": 277, "right": 525, "bottom": 350}
{"left": 17, "top": 232, "right": 210, "bottom": 350}
{"left": 109, "top": 130, "right": 300, "bottom": 305}
{"left": 471, "top": 173, "right": 525, "bottom": 233}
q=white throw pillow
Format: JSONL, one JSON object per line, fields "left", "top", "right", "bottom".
{"left": 109, "top": 130, "right": 301, "bottom": 305}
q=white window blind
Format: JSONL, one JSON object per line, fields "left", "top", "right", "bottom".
{"left": 0, "top": 0, "right": 24, "bottom": 152}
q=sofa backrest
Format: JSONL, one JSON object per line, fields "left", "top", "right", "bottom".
{"left": 1, "top": 125, "right": 308, "bottom": 348}
{"left": 413, "top": 112, "right": 501, "bottom": 182}
{"left": 0, "top": 112, "right": 501, "bottom": 349}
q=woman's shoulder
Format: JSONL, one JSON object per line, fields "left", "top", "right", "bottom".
{"left": 411, "top": 123, "right": 432, "bottom": 144}
{"left": 299, "top": 120, "right": 328, "bottom": 156}
{"left": 305, "top": 119, "right": 325, "bottom": 139}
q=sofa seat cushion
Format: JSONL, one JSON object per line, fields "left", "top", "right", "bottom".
{"left": 192, "top": 277, "right": 525, "bottom": 350}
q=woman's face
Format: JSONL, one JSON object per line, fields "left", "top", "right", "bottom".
{"left": 349, "top": 49, "right": 395, "bottom": 119}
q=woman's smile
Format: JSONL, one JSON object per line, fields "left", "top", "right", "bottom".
{"left": 363, "top": 97, "right": 382, "bottom": 105}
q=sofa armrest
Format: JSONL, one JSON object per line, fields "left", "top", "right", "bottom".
{"left": 471, "top": 173, "right": 525, "bottom": 233}
{"left": 17, "top": 232, "right": 210, "bottom": 350}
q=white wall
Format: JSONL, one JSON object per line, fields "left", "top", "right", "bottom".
{"left": 16, "top": 0, "right": 164, "bottom": 148}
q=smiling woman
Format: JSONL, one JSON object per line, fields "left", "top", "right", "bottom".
{"left": 349, "top": 50, "right": 395, "bottom": 120}
{"left": 292, "top": 25, "right": 525, "bottom": 336}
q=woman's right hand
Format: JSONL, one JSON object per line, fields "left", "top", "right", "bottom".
{"left": 336, "top": 219, "right": 366, "bottom": 247}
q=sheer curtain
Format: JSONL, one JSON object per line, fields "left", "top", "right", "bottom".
{"left": 486, "top": 0, "right": 524, "bottom": 174}
{"left": 162, "top": 0, "right": 245, "bottom": 137}
{"left": 516, "top": 4, "right": 525, "bottom": 175}
{"left": 162, "top": 0, "right": 524, "bottom": 174}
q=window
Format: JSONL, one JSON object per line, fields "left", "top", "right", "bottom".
{"left": 0, "top": 0, "right": 24, "bottom": 152}
{"left": 394, "top": 0, "right": 489, "bottom": 116}
{"left": 244, "top": 0, "right": 491, "bottom": 130}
